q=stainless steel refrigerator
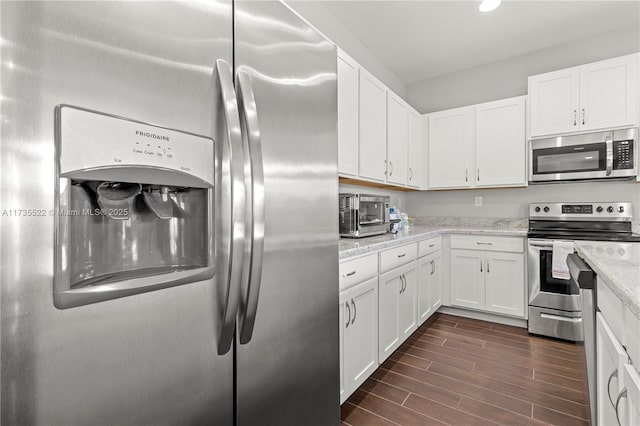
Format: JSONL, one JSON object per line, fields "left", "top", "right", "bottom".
{"left": 0, "top": 1, "right": 339, "bottom": 425}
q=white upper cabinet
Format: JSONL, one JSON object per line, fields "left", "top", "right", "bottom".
{"left": 529, "top": 53, "right": 639, "bottom": 138}
{"left": 475, "top": 96, "right": 526, "bottom": 187}
{"left": 386, "top": 92, "right": 408, "bottom": 185}
{"left": 579, "top": 54, "right": 638, "bottom": 131}
{"left": 427, "top": 106, "right": 475, "bottom": 189}
{"left": 529, "top": 67, "right": 579, "bottom": 137}
{"left": 407, "top": 107, "right": 422, "bottom": 188}
{"left": 358, "top": 69, "right": 387, "bottom": 181}
{"left": 337, "top": 49, "right": 359, "bottom": 176}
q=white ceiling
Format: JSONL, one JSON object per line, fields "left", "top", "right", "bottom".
{"left": 320, "top": 0, "right": 640, "bottom": 84}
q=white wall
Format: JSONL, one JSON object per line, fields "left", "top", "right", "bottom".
{"left": 406, "top": 181, "right": 640, "bottom": 232}
{"left": 406, "top": 26, "right": 640, "bottom": 113}
{"left": 286, "top": 1, "right": 406, "bottom": 97}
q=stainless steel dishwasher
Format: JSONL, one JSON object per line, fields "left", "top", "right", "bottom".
{"left": 567, "top": 253, "right": 597, "bottom": 424}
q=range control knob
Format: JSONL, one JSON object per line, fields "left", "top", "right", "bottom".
{"left": 618, "top": 206, "right": 625, "bottom": 213}
{"left": 534, "top": 206, "right": 541, "bottom": 212}
{"left": 607, "top": 206, "right": 614, "bottom": 213}
{"left": 596, "top": 206, "right": 603, "bottom": 213}
{"left": 543, "top": 206, "right": 550, "bottom": 213}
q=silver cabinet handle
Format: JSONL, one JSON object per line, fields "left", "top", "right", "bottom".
{"left": 582, "top": 108, "right": 586, "bottom": 125}
{"left": 343, "top": 270, "right": 356, "bottom": 277}
{"left": 465, "top": 168, "right": 468, "bottom": 182}
{"left": 480, "top": 260, "right": 483, "bottom": 272}
{"left": 345, "top": 301, "right": 351, "bottom": 328}
{"left": 237, "top": 70, "right": 265, "bottom": 346}
{"left": 399, "top": 275, "right": 403, "bottom": 294}
{"left": 403, "top": 274, "right": 407, "bottom": 293}
{"left": 430, "top": 260, "right": 435, "bottom": 275}
{"left": 615, "top": 388, "right": 627, "bottom": 426}
{"left": 606, "top": 135, "right": 614, "bottom": 176}
{"left": 573, "top": 109, "right": 577, "bottom": 126}
{"left": 477, "top": 168, "right": 480, "bottom": 181}
{"left": 215, "top": 59, "right": 245, "bottom": 356}
{"left": 476, "top": 242, "right": 493, "bottom": 245}
{"left": 428, "top": 243, "right": 435, "bottom": 248}
{"left": 389, "top": 161, "right": 394, "bottom": 177}
{"left": 409, "top": 167, "right": 413, "bottom": 181}
{"left": 397, "top": 253, "right": 406, "bottom": 258}
{"left": 607, "top": 369, "right": 619, "bottom": 407}
{"left": 351, "top": 299, "right": 356, "bottom": 325}
{"left": 384, "top": 159, "right": 388, "bottom": 175}
{"left": 487, "top": 259, "right": 490, "bottom": 273}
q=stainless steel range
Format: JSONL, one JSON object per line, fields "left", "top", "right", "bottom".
{"left": 527, "top": 202, "right": 640, "bottom": 341}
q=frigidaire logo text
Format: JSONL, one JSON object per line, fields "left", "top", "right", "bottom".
{"left": 136, "top": 130, "right": 170, "bottom": 142}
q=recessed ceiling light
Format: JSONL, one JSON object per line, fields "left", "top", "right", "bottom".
{"left": 479, "top": 0, "right": 501, "bottom": 12}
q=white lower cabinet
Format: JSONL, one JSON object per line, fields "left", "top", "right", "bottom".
{"left": 596, "top": 312, "right": 628, "bottom": 426}
{"left": 339, "top": 276, "right": 378, "bottom": 404}
{"left": 378, "top": 261, "right": 417, "bottom": 363}
{"left": 417, "top": 250, "right": 441, "bottom": 325}
{"left": 623, "top": 364, "right": 640, "bottom": 426}
{"left": 450, "top": 235, "right": 525, "bottom": 318}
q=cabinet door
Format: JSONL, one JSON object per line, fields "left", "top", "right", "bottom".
{"left": 580, "top": 54, "right": 638, "bottom": 132}
{"left": 529, "top": 67, "right": 580, "bottom": 137}
{"left": 378, "top": 268, "right": 401, "bottom": 362}
{"left": 475, "top": 96, "right": 526, "bottom": 187}
{"left": 427, "top": 106, "right": 474, "bottom": 189}
{"left": 450, "top": 249, "right": 484, "bottom": 310}
{"left": 399, "top": 263, "right": 417, "bottom": 339}
{"left": 623, "top": 364, "right": 640, "bottom": 426}
{"left": 337, "top": 49, "right": 359, "bottom": 176}
{"left": 407, "top": 108, "right": 422, "bottom": 188}
{"left": 417, "top": 256, "right": 432, "bottom": 325}
{"left": 386, "top": 92, "right": 408, "bottom": 185}
{"left": 344, "top": 277, "right": 379, "bottom": 395}
{"left": 359, "top": 70, "right": 387, "bottom": 181}
{"left": 430, "top": 253, "right": 442, "bottom": 312}
{"left": 339, "top": 291, "right": 348, "bottom": 404}
{"left": 596, "top": 313, "right": 628, "bottom": 426}
{"left": 484, "top": 252, "right": 525, "bottom": 317}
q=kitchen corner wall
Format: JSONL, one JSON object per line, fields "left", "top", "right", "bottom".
{"left": 406, "top": 181, "right": 640, "bottom": 233}
{"left": 286, "top": 1, "right": 406, "bottom": 97}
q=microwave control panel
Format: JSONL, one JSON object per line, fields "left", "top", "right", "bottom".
{"left": 613, "top": 140, "right": 634, "bottom": 169}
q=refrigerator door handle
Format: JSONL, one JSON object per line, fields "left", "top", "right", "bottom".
{"left": 215, "top": 59, "right": 246, "bottom": 355}
{"left": 237, "top": 70, "right": 265, "bottom": 345}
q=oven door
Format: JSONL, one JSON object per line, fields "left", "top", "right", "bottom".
{"left": 527, "top": 239, "right": 581, "bottom": 312}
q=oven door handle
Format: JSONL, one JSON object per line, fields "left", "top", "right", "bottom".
{"left": 528, "top": 241, "right": 555, "bottom": 248}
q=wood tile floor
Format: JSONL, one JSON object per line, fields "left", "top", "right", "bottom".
{"left": 341, "top": 313, "right": 590, "bottom": 426}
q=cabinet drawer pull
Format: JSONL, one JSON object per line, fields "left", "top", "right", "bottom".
{"left": 428, "top": 243, "right": 435, "bottom": 248}
{"left": 476, "top": 242, "right": 493, "bottom": 245}
{"left": 397, "top": 253, "right": 406, "bottom": 258}
{"left": 343, "top": 270, "right": 356, "bottom": 277}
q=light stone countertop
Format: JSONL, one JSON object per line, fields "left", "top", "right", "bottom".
{"left": 339, "top": 218, "right": 528, "bottom": 260}
{"left": 575, "top": 241, "right": 640, "bottom": 320}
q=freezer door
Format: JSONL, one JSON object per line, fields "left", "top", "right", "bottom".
{"left": 1, "top": 2, "right": 234, "bottom": 425}
{"left": 234, "top": 2, "right": 340, "bottom": 425}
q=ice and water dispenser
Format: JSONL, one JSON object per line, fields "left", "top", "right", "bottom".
{"left": 54, "top": 105, "right": 214, "bottom": 308}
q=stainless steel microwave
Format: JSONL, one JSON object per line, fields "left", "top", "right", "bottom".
{"left": 529, "top": 128, "right": 637, "bottom": 183}
{"left": 339, "top": 193, "right": 389, "bottom": 238}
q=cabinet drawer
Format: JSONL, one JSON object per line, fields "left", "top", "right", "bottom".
{"left": 450, "top": 235, "right": 523, "bottom": 253}
{"left": 625, "top": 307, "right": 640, "bottom": 366}
{"left": 339, "top": 253, "right": 378, "bottom": 291}
{"left": 380, "top": 243, "right": 417, "bottom": 273}
{"left": 597, "top": 277, "right": 624, "bottom": 344}
{"left": 418, "top": 237, "right": 441, "bottom": 257}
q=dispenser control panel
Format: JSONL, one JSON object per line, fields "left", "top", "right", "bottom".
{"left": 57, "top": 106, "right": 214, "bottom": 187}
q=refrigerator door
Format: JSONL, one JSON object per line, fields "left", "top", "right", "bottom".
{"left": 1, "top": 2, "right": 234, "bottom": 425}
{"left": 234, "top": 2, "right": 340, "bottom": 425}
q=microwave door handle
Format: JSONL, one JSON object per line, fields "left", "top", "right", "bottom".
{"left": 215, "top": 59, "right": 245, "bottom": 355}
{"left": 606, "top": 135, "right": 613, "bottom": 176}
{"left": 237, "top": 70, "right": 265, "bottom": 345}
